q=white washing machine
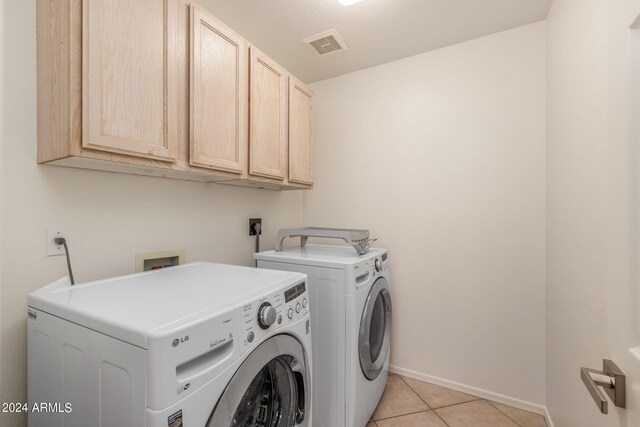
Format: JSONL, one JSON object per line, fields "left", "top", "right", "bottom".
{"left": 27, "top": 262, "right": 312, "bottom": 427}
{"left": 255, "top": 245, "right": 392, "bottom": 427}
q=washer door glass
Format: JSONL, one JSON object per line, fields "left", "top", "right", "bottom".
{"left": 359, "top": 277, "right": 392, "bottom": 380}
{"left": 207, "top": 334, "right": 309, "bottom": 427}
{"left": 230, "top": 356, "right": 295, "bottom": 426}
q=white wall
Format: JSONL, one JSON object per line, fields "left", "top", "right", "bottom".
{"left": 546, "top": 0, "right": 640, "bottom": 425}
{"left": 306, "top": 22, "right": 548, "bottom": 406}
{"left": 0, "top": 1, "right": 303, "bottom": 425}
{"left": 546, "top": 1, "right": 608, "bottom": 424}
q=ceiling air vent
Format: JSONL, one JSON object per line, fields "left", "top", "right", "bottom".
{"left": 303, "top": 29, "right": 349, "bottom": 56}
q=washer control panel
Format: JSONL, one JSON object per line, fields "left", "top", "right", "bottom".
{"left": 257, "top": 302, "right": 277, "bottom": 329}
{"left": 286, "top": 282, "right": 307, "bottom": 320}
{"left": 239, "top": 280, "right": 309, "bottom": 354}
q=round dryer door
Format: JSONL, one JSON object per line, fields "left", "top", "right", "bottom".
{"left": 359, "top": 277, "right": 392, "bottom": 381}
{"left": 207, "top": 334, "right": 309, "bottom": 427}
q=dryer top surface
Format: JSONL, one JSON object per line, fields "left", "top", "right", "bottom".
{"left": 255, "top": 244, "right": 386, "bottom": 269}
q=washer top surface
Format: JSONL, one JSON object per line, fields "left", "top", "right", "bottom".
{"left": 255, "top": 244, "right": 386, "bottom": 269}
{"left": 28, "top": 262, "right": 306, "bottom": 348}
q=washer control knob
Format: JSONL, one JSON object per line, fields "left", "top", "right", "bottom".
{"left": 258, "top": 303, "right": 277, "bottom": 329}
{"left": 302, "top": 298, "right": 307, "bottom": 308}
{"left": 296, "top": 303, "right": 301, "bottom": 313}
{"left": 375, "top": 258, "right": 382, "bottom": 272}
{"left": 288, "top": 308, "right": 294, "bottom": 319}
{"left": 277, "top": 314, "right": 283, "bottom": 324}
{"left": 247, "top": 331, "right": 255, "bottom": 343}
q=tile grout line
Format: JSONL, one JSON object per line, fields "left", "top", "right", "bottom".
{"left": 374, "top": 408, "right": 434, "bottom": 421}
{"left": 395, "top": 374, "right": 528, "bottom": 427}
{"left": 389, "top": 374, "right": 547, "bottom": 427}
{"left": 486, "top": 400, "right": 523, "bottom": 427}
{"left": 488, "top": 399, "right": 551, "bottom": 427}
{"left": 372, "top": 374, "right": 434, "bottom": 423}
{"left": 396, "top": 374, "right": 451, "bottom": 427}
{"left": 428, "top": 397, "right": 483, "bottom": 411}
{"left": 432, "top": 408, "right": 451, "bottom": 426}
{"left": 395, "top": 374, "right": 433, "bottom": 410}
{"left": 397, "top": 373, "right": 487, "bottom": 410}
{"left": 396, "top": 374, "right": 485, "bottom": 411}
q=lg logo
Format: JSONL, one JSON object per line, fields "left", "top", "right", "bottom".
{"left": 172, "top": 335, "right": 190, "bottom": 347}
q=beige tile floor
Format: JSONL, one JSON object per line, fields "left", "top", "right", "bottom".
{"left": 367, "top": 374, "right": 547, "bottom": 427}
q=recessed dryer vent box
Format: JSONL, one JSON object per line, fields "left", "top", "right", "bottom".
{"left": 135, "top": 249, "right": 185, "bottom": 273}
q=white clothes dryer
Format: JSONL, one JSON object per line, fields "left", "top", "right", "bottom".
{"left": 27, "top": 262, "right": 312, "bottom": 427}
{"left": 255, "top": 245, "right": 392, "bottom": 427}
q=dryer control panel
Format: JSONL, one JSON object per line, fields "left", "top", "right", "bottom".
{"left": 239, "top": 280, "right": 310, "bottom": 355}
{"left": 368, "top": 252, "right": 389, "bottom": 276}
{"left": 352, "top": 251, "right": 390, "bottom": 294}
{"left": 381, "top": 251, "right": 390, "bottom": 274}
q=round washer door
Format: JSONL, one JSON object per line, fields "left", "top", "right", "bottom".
{"left": 359, "top": 277, "right": 392, "bottom": 381}
{"left": 207, "top": 334, "right": 309, "bottom": 427}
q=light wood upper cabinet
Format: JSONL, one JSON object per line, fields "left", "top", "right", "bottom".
{"left": 249, "top": 47, "right": 289, "bottom": 181}
{"left": 288, "top": 77, "right": 314, "bottom": 186}
{"left": 189, "top": 5, "right": 247, "bottom": 174}
{"left": 82, "top": 0, "right": 178, "bottom": 162}
{"left": 37, "top": 0, "right": 314, "bottom": 189}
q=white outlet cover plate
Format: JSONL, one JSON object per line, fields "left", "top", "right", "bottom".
{"left": 46, "top": 226, "right": 68, "bottom": 256}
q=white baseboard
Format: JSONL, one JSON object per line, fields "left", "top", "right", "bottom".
{"left": 389, "top": 365, "right": 554, "bottom": 427}
{"left": 544, "top": 407, "right": 555, "bottom": 427}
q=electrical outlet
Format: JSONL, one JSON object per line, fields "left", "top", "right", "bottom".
{"left": 46, "top": 226, "right": 68, "bottom": 256}
{"left": 249, "top": 218, "right": 262, "bottom": 236}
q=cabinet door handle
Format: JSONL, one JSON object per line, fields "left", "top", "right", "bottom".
{"left": 580, "top": 359, "right": 626, "bottom": 414}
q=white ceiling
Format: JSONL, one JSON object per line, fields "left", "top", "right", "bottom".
{"left": 199, "top": 0, "right": 552, "bottom": 83}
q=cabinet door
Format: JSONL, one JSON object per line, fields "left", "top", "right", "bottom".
{"left": 82, "top": 0, "right": 178, "bottom": 161}
{"left": 249, "top": 47, "right": 288, "bottom": 180}
{"left": 289, "top": 77, "right": 314, "bottom": 185}
{"left": 190, "top": 5, "right": 247, "bottom": 174}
